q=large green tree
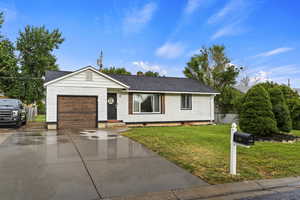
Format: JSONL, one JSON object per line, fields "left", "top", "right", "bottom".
{"left": 239, "top": 85, "right": 278, "bottom": 136}
{"left": 0, "top": 12, "right": 20, "bottom": 98}
{"left": 269, "top": 87, "right": 292, "bottom": 132}
{"left": 184, "top": 45, "right": 241, "bottom": 113}
{"left": 101, "top": 67, "right": 131, "bottom": 75}
{"left": 16, "top": 25, "right": 64, "bottom": 104}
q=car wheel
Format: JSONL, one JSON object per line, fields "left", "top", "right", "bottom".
{"left": 22, "top": 120, "right": 27, "bottom": 126}
{"left": 15, "top": 121, "right": 22, "bottom": 129}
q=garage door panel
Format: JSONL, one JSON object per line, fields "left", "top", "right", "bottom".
{"left": 59, "top": 113, "right": 96, "bottom": 121}
{"left": 58, "top": 96, "right": 97, "bottom": 129}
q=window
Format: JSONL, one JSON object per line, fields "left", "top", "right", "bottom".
{"left": 133, "top": 94, "right": 160, "bottom": 113}
{"left": 86, "top": 71, "right": 93, "bottom": 81}
{"left": 181, "top": 94, "right": 192, "bottom": 110}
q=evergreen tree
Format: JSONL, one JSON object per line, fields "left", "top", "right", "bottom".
{"left": 239, "top": 85, "right": 278, "bottom": 136}
{"left": 269, "top": 87, "right": 292, "bottom": 132}
{"left": 287, "top": 98, "right": 300, "bottom": 130}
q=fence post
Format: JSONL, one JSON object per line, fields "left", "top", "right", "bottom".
{"left": 230, "top": 123, "right": 237, "bottom": 175}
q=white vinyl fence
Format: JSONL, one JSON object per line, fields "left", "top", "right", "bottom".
{"left": 25, "top": 105, "right": 38, "bottom": 121}
{"left": 215, "top": 114, "right": 239, "bottom": 124}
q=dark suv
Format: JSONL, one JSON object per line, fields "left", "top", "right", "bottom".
{"left": 0, "top": 99, "right": 27, "bottom": 128}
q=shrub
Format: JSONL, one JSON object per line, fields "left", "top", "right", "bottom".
{"left": 269, "top": 87, "right": 292, "bottom": 132}
{"left": 37, "top": 101, "right": 46, "bottom": 114}
{"left": 239, "top": 85, "right": 278, "bottom": 136}
{"left": 287, "top": 98, "right": 300, "bottom": 130}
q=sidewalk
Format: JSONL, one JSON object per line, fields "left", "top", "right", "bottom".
{"left": 110, "top": 176, "right": 300, "bottom": 200}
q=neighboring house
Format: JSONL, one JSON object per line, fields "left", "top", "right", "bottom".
{"left": 44, "top": 66, "right": 219, "bottom": 129}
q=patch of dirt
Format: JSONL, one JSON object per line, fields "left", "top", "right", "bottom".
{"left": 255, "top": 133, "right": 300, "bottom": 143}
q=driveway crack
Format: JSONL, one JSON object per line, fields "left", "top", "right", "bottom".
{"left": 67, "top": 132, "right": 104, "bottom": 200}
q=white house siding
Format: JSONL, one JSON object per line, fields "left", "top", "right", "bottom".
{"left": 46, "top": 70, "right": 127, "bottom": 124}
{"left": 117, "top": 92, "right": 215, "bottom": 123}
{"left": 46, "top": 86, "right": 107, "bottom": 122}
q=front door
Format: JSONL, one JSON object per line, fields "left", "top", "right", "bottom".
{"left": 107, "top": 93, "right": 117, "bottom": 120}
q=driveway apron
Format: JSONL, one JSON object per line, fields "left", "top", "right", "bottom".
{"left": 0, "top": 128, "right": 207, "bottom": 199}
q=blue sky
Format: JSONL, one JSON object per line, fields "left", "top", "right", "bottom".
{"left": 1, "top": 0, "right": 300, "bottom": 87}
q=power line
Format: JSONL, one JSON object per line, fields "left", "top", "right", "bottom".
{"left": 0, "top": 76, "right": 43, "bottom": 80}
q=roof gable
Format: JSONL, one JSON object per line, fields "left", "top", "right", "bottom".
{"left": 44, "top": 67, "right": 129, "bottom": 88}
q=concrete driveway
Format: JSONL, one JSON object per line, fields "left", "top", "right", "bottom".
{"left": 0, "top": 128, "right": 207, "bottom": 200}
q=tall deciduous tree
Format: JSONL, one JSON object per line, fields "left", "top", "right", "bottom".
{"left": 16, "top": 25, "right": 64, "bottom": 104}
{"left": 101, "top": 67, "right": 131, "bottom": 75}
{"left": 184, "top": 45, "right": 241, "bottom": 113}
{"left": 0, "top": 12, "right": 20, "bottom": 98}
{"left": 144, "top": 71, "right": 160, "bottom": 77}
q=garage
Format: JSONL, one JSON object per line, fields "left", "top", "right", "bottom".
{"left": 57, "top": 96, "right": 97, "bottom": 129}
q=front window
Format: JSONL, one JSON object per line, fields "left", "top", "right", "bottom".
{"left": 133, "top": 94, "right": 160, "bottom": 113}
{"left": 181, "top": 94, "right": 192, "bottom": 110}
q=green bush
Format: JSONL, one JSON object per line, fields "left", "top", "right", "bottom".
{"left": 239, "top": 85, "right": 278, "bottom": 136}
{"left": 37, "top": 101, "right": 46, "bottom": 114}
{"left": 287, "top": 98, "right": 300, "bottom": 130}
{"left": 269, "top": 87, "right": 292, "bottom": 132}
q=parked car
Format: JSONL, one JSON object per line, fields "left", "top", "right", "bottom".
{"left": 0, "top": 99, "right": 27, "bottom": 128}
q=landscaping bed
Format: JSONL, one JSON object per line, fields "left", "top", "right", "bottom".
{"left": 122, "top": 125, "right": 300, "bottom": 184}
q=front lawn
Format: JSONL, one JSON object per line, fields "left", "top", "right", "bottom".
{"left": 32, "top": 114, "right": 45, "bottom": 122}
{"left": 122, "top": 125, "right": 300, "bottom": 184}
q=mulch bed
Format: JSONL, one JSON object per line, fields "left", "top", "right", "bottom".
{"left": 255, "top": 133, "right": 300, "bottom": 143}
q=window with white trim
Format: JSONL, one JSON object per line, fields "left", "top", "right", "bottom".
{"left": 133, "top": 93, "right": 160, "bottom": 113}
{"left": 181, "top": 94, "right": 192, "bottom": 110}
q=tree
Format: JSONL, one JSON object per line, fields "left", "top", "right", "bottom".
{"left": 16, "top": 25, "right": 64, "bottom": 104}
{"left": 101, "top": 67, "right": 131, "bottom": 75}
{"left": 239, "top": 85, "right": 278, "bottom": 136}
{"left": 144, "top": 71, "right": 159, "bottom": 77}
{"left": 0, "top": 39, "right": 20, "bottom": 98}
{"left": 269, "top": 87, "right": 292, "bottom": 132}
{"left": 184, "top": 45, "right": 241, "bottom": 113}
{"left": 287, "top": 98, "right": 300, "bottom": 130}
{"left": 0, "top": 13, "right": 20, "bottom": 98}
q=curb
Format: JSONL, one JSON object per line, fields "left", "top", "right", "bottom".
{"left": 109, "top": 177, "right": 300, "bottom": 200}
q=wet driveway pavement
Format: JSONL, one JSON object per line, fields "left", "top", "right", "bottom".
{"left": 0, "top": 128, "right": 207, "bottom": 200}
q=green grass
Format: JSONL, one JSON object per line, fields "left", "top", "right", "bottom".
{"left": 32, "top": 114, "right": 45, "bottom": 122}
{"left": 122, "top": 125, "right": 300, "bottom": 184}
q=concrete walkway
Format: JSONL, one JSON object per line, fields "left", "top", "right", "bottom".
{"left": 0, "top": 128, "right": 207, "bottom": 200}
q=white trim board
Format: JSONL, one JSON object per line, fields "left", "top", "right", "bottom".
{"left": 44, "top": 66, "right": 130, "bottom": 88}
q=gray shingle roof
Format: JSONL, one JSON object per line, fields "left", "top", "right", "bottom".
{"left": 45, "top": 70, "right": 218, "bottom": 93}
{"left": 45, "top": 70, "right": 72, "bottom": 83}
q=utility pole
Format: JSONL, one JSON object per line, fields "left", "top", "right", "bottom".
{"left": 97, "top": 50, "right": 103, "bottom": 71}
{"left": 288, "top": 79, "right": 291, "bottom": 87}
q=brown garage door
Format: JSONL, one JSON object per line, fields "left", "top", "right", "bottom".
{"left": 57, "top": 96, "right": 97, "bottom": 129}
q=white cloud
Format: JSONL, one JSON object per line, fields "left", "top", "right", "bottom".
{"left": 250, "top": 70, "right": 271, "bottom": 84}
{"left": 184, "top": 0, "right": 204, "bottom": 14}
{"left": 255, "top": 47, "right": 294, "bottom": 57}
{"left": 123, "top": 2, "right": 157, "bottom": 34}
{"left": 211, "top": 22, "right": 243, "bottom": 40}
{"left": 132, "top": 61, "right": 167, "bottom": 75}
{"left": 208, "top": 0, "right": 249, "bottom": 24}
{"left": 155, "top": 42, "right": 185, "bottom": 59}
